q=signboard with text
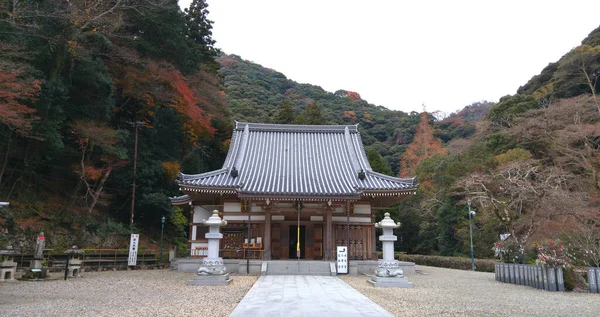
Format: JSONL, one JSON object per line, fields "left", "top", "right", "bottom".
{"left": 336, "top": 246, "right": 348, "bottom": 274}
{"left": 128, "top": 234, "right": 139, "bottom": 266}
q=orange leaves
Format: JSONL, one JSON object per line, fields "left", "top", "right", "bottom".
{"left": 84, "top": 166, "right": 104, "bottom": 181}
{"left": 0, "top": 67, "right": 42, "bottom": 137}
{"left": 400, "top": 112, "right": 446, "bottom": 177}
{"left": 343, "top": 111, "right": 358, "bottom": 122}
{"left": 161, "top": 161, "right": 181, "bottom": 182}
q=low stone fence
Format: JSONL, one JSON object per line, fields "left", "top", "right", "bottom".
{"left": 495, "top": 263, "right": 564, "bottom": 292}
{"left": 587, "top": 267, "right": 600, "bottom": 293}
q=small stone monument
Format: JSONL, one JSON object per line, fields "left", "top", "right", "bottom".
{"left": 0, "top": 246, "right": 19, "bottom": 282}
{"left": 65, "top": 246, "right": 85, "bottom": 278}
{"left": 369, "top": 212, "right": 413, "bottom": 288}
{"left": 188, "top": 210, "right": 231, "bottom": 285}
{"left": 31, "top": 232, "right": 45, "bottom": 269}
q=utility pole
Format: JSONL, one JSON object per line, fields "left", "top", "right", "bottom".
{"left": 129, "top": 121, "right": 144, "bottom": 232}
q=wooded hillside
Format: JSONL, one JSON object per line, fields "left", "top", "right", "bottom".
{"left": 0, "top": 0, "right": 230, "bottom": 250}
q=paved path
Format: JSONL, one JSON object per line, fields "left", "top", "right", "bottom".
{"left": 230, "top": 275, "right": 393, "bottom": 317}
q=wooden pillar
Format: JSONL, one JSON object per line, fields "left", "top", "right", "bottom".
{"left": 372, "top": 215, "right": 377, "bottom": 260}
{"left": 188, "top": 204, "right": 194, "bottom": 255}
{"left": 325, "top": 206, "right": 333, "bottom": 260}
{"left": 264, "top": 205, "right": 272, "bottom": 260}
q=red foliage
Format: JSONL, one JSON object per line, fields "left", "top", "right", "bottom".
{"left": 162, "top": 69, "right": 217, "bottom": 143}
{"left": 110, "top": 61, "right": 218, "bottom": 145}
{"left": 0, "top": 69, "right": 42, "bottom": 136}
{"left": 346, "top": 91, "right": 361, "bottom": 100}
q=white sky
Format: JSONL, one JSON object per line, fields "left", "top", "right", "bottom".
{"left": 180, "top": 0, "right": 600, "bottom": 114}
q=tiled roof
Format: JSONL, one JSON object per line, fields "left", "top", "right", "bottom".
{"left": 178, "top": 122, "right": 417, "bottom": 198}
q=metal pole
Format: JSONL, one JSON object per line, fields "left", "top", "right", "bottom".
{"left": 64, "top": 254, "right": 70, "bottom": 280}
{"left": 468, "top": 200, "right": 475, "bottom": 271}
{"left": 160, "top": 216, "right": 165, "bottom": 268}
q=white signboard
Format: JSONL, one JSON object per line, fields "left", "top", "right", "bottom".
{"left": 128, "top": 234, "right": 139, "bottom": 266}
{"left": 336, "top": 246, "right": 348, "bottom": 274}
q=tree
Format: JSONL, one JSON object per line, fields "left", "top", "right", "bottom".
{"left": 184, "top": 0, "right": 219, "bottom": 72}
{"left": 295, "top": 102, "right": 325, "bottom": 125}
{"left": 72, "top": 121, "right": 126, "bottom": 214}
{"left": 366, "top": 148, "right": 393, "bottom": 175}
{"left": 0, "top": 63, "right": 42, "bottom": 137}
{"left": 399, "top": 112, "right": 445, "bottom": 177}
{"left": 456, "top": 159, "right": 585, "bottom": 246}
{"left": 487, "top": 94, "right": 538, "bottom": 128}
{"left": 0, "top": 61, "right": 43, "bottom": 184}
{"left": 554, "top": 45, "right": 600, "bottom": 116}
{"left": 274, "top": 99, "right": 295, "bottom": 124}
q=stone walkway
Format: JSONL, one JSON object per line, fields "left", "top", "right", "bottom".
{"left": 229, "top": 275, "right": 393, "bottom": 317}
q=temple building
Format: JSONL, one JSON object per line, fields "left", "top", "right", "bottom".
{"left": 171, "top": 122, "right": 417, "bottom": 261}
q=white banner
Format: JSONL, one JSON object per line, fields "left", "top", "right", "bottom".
{"left": 128, "top": 234, "right": 139, "bottom": 266}
{"left": 336, "top": 246, "right": 348, "bottom": 274}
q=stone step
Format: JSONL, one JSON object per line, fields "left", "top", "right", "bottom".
{"left": 264, "top": 261, "right": 335, "bottom": 276}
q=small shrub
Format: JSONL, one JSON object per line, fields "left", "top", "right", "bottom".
{"left": 563, "top": 267, "right": 576, "bottom": 291}
{"left": 399, "top": 253, "right": 496, "bottom": 272}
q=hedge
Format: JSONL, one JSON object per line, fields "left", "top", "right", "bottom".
{"left": 397, "top": 253, "right": 496, "bottom": 272}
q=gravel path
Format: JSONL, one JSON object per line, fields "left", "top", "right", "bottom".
{"left": 0, "top": 270, "right": 258, "bottom": 317}
{"left": 340, "top": 265, "right": 600, "bottom": 317}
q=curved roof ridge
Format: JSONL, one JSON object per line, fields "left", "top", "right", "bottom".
{"left": 366, "top": 170, "right": 417, "bottom": 184}
{"left": 179, "top": 168, "right": 228, "bottom": 180}
{"left": 235, "top": 122, "right": 358, "bottom": 133}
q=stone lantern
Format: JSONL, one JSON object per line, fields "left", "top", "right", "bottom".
{"left": 65, "top": 246, "right": 85, "bottom": 278}
{"left": 0, "top": 247, "right": 19, "bottom": 282}
{"left": 188, "top": 210, "right": 232, "bottom": 285}
{"left": 369, "top": 212, "right": 413, "bottom": 288}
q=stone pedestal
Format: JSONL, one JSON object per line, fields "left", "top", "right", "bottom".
{"left": 0, "top": 249, "right": 19, "bottom": 282}
{"left": 369, "top": 213, "right": 414, "bottom": 288}
{"left": 188, "top": 210, "right": 232, "bottom": 286}
{"left": 30, "top": 260, "right": 43, "bottom": 270}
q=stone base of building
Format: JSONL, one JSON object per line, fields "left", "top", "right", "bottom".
{"left": 188, "top": 273, "right": 232, "bottom": 285}
{"left": 368, "top": 275, "right": 413, "bottom": 288}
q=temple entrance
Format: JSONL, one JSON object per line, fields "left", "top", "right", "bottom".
{"left": 288, "top": 225, "right": 305, "bottom": 259}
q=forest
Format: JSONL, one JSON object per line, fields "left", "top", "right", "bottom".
{"left": 1, "top": 1, "right": 599, "bottom": 271}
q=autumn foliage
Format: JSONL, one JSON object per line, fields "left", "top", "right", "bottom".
{"left": 400, "top": 112, "right": 446, "bottom": 177}
{"left": 0, "top": 68, "right": 42, "bottom": 137}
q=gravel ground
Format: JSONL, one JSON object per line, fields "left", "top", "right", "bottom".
{"left": 339, "top": 265, "right": 600, "bottom": 317}
{"left": 0, "top": 270, "right": 258, "bottom": 317}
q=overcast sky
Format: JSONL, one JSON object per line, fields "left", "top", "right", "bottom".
{"left": 179, "top": 0, "right": 600, "bottom": 114}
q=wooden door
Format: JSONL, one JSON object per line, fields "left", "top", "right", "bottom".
{"left": 314, "top": 224, "right": 323, "bottom": 260}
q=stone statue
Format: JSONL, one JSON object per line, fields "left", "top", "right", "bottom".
{"left": 34, "top": 232, "right": 45, "bottom": 260}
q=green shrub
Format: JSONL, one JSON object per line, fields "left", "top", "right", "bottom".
{"left": 563, "top": 267, "right": 576, "bottom": 291}
{"left": 399, "top": 253, "right": 496, "bottom": 272}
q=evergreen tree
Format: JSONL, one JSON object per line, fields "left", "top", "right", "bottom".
{"left": 366, "top": 148, "right": 393, "bottom": 175}
{"left": 185, "top": 0, "right": 219, "bottom": 72}
{"left": 274, "top": 100, "right": 295, "bottom": 124}
{"left": 296, "top": 102, "right": 325, "bottom": 125}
